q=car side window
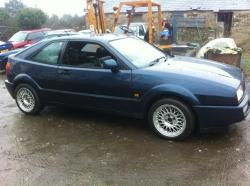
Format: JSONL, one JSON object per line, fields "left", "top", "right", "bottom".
{"left": 27, "top": 32, "right": 45, "bottom": 41}
{"left": 62, "top": 41, "right": 115, "bottom": 69}
{"left": 31, "top": 42, "right": 64, "bottom": 65}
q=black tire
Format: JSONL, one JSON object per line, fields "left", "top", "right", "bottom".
{"left": 148, "top": 98, "right": 195, "bottom": 140}
{"left": 14, "top": 83, "right": 43, "bottom": 115}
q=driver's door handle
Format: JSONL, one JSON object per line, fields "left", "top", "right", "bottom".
{"left": 58, "top": 69, "right": 71, "bottom": 75}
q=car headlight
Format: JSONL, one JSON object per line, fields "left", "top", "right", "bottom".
{"left": 237, "top": 85, "right": 244, "bottom": 102}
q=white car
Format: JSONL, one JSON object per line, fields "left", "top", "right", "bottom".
{"left": 114, "top": 22, "right": 148, "bottom": 40}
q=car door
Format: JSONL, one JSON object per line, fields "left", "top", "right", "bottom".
{"left": 25, "top": 41, "right": 66, "bottom": 103}
{"left": 57, "top": 40, "right": 133, "bottom": 114}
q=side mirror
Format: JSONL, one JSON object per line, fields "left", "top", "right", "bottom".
{"left": 103, "top": 59, "right": 119, "bottom": 72}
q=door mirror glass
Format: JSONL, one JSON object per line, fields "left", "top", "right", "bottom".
{"left": 103, "top": 59, "right": 119, "bottom": 72}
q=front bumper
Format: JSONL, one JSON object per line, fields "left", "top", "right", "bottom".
{"left": 5, "top": 80, "right": 15, "bottom": 98}
{"left": 194, "top": 93, "right": 250, "bottom": 132}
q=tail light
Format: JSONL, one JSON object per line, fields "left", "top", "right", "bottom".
{"left": 5, "top": 61, "right": 11, "bottom": 75}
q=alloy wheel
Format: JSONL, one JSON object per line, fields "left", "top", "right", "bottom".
{"left": 152, "top": 104, "right": 187, "bottom": 138}
{"left": 16, "top": 87, "right": 35, "bottom": 113}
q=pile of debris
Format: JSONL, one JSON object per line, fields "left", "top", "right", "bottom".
{"left": 197, "top": 38, "right": 243, "bottom": 67}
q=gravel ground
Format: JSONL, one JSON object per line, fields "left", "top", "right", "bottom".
{"left": 0, "top": 74, "right": 250, "bottom": 186}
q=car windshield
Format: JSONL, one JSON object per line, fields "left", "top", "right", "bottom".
{"left": 110, "top": 38, "right": 166, "bottom": 68}
{"left": 9, "top": 31, "right": 28, "bottom": 42}
{"left": 114, "top": 26, "right": 124, "bottom": 34}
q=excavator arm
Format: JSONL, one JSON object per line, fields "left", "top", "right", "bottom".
{"left": 86, "top": 0, "right": 106, "bottom": 33}
{"left": 111, "top": 0, "right": 162, "bottom": 44}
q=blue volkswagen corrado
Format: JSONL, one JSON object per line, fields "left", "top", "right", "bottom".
{"left": 4, "top": 35, "right": 250, "bottom": 140}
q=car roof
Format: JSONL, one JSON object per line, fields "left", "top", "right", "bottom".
{"left": 50, "top": 34, "right": 128, "bottom": 43}
{"left": 20, "top": 28, "right": 51, "bottom": 33}
{"left": 45, "top": 31, "right": 78, "bottom": 36}
{"left": 78, "top": 30, "right": 92, "bottom": 34}
{"left": 130, "top": 22, "right": 147, "bottom": 26}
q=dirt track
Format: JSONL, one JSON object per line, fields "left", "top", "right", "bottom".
{"left": 1, "top": 74, "right": 250, "bottom": 186}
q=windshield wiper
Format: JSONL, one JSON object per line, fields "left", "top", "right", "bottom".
{"left": 149, "top": 56, "right": 167, "bottom": 66}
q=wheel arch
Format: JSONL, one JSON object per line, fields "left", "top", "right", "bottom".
{"left": 13, "top": 74, "right": 41, "bottom": 96}
{"left": 142, "top": 84, "right": 200, "bottom": 124}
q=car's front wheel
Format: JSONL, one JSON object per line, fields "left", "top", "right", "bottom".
{"left": 148, "top": 98, "right": 195, "bottom": 140}
{"left": 15, "top": 84, "right": 42, "bottom": 115}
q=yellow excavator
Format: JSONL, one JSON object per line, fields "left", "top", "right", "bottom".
{"left": 86, "top": 0, "right": 107, "bottom": 33}
{"left": 111, "top": 0, "right": 162, "bottom": 45}
{"left": 86, "top": 0, "right": 172, "bottom": 50}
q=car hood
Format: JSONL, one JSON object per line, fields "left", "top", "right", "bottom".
{"left": 146, "top": 56, "right": 242, "bottom": 87}
{"left": 0, "top": 41, "right": 13, "bottom": 51}
{"left": 174, "top": 56, "right": 241, "bottom": 78}
{"left": 0, "top": 48, "right": 22, "bottom": 57}
{"left": 0, "top": 41, "right": 11, "bottom": 46}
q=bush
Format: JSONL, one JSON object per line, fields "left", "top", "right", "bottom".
{"left": 17, "top": 8, "right": 47, "bottom": 29}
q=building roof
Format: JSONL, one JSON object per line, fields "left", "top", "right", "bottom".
{"left": 104, "top": 0, "right": 250, "bottom": 13}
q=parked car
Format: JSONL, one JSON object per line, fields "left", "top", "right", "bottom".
{"left": 4, "top": 35, "right": 250, "bottom": 140}
{"left": 0, "top": 31, "right": 78, "bottom": 71}
{"left": 8, "top": 28, "right": 50, "bottom": 49}
{"left": 0, "top": 48, "right": 22, "bottom": 71}
{"left": 0, "top": 41, "right": 13, "bottom": 54}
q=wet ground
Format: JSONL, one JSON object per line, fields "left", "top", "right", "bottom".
{"left": 0, "top": 74, "right": 250, "bottom": 186}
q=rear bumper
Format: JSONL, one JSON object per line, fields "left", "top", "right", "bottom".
{"left": 5, "top": 80, "right": 15, "bottom": 98}
{"left": 194, "top": 93, "right": 250, "bottom": 132}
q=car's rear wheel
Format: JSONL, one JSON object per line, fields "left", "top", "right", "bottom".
{"left": 15, "top": 84, "right": 42, "bottom": 115}
{"left": 148, "top": 98, "right": 195, "bottom": 140}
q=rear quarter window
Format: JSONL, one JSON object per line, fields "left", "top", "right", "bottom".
{"left": 15, "top": 41, "right": 47, "bottom": 59}
{"left": 30, "top": 42, "right": 64, "bottom": 65}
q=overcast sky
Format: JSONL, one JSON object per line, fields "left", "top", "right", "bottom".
{"left": 0, "top": 0, "right": 87, "bottom": 17}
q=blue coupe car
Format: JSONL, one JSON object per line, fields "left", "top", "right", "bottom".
{"left": 4, "top": 35, "right": 250, "bottom": 140}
